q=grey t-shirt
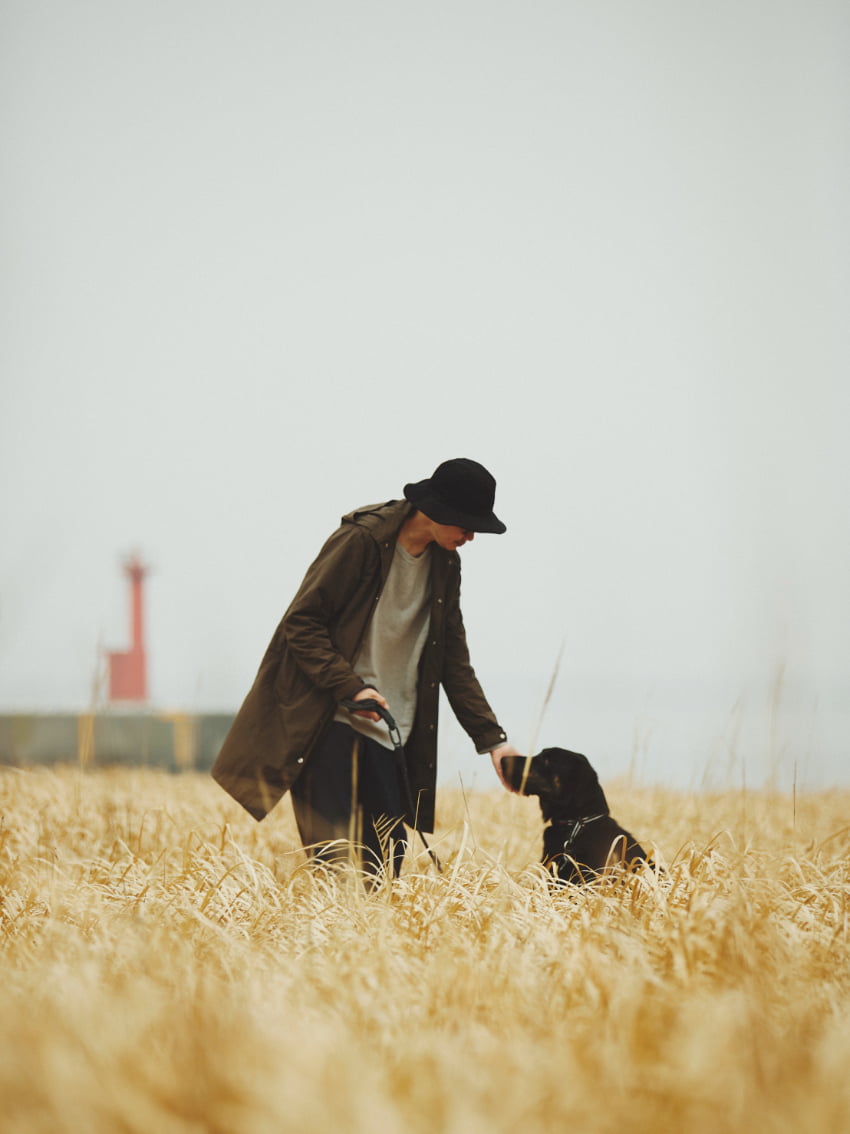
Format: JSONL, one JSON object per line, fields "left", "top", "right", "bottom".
{"left": 333, "top": 542, "right": 431, "bottom": 749}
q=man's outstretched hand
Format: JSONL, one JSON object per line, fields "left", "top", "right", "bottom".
{"left": 490, "top": 743, "right": 522, "bottom": 792}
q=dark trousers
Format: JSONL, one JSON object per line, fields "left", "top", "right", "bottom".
{"left": 290, "top": 721, "right": 408, "bottom": 877}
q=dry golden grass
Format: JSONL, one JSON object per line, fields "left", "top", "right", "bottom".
{"left": 1, "top": 765, "right": 849, "bottom": 1133}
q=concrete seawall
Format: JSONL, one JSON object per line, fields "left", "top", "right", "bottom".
{"left": 0, "top": 713, "right": 235, "bottom": 772}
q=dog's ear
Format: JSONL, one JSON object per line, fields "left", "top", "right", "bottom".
{"left": 536, "top": 748, "right": 609, "bottom": 815}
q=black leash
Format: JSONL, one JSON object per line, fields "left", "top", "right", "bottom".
{"left": 341, "top": 697, "right": 443, "bottom": 874}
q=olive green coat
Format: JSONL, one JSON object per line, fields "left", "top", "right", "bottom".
{"left": 211, "top": 499, "right": 506, "bottom": 831}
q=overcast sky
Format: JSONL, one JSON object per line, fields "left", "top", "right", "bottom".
{"left": 2, "top": 0, "right": 848, "bottom": 792}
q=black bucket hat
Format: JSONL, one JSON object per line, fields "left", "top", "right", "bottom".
{"left": 404, "top": 458, "right": 506, "bottom": 534}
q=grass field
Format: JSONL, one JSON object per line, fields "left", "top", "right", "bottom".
{"left": 1, "top": 765, "right": 849, "bottom": 1133}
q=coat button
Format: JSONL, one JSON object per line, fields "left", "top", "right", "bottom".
{"left": 297, "top": 757, "right": 304, "bottom": 764}
{"left": 437, "top": 598, "right": 443, "bottom": 604}
{"left": 429, "top": 724, "right": 435, "bottom": 731}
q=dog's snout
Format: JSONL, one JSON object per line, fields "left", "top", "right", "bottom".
{"left": 500, "top": 755, "right": 525, "bottom": 790}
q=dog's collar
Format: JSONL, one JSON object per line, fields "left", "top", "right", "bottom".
{"left": 558, "top": 813, "right": 606, "bottom": 851}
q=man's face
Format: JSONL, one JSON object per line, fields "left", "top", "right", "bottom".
{"left": 429, "top": 522, "right": 475, "bottom": 551}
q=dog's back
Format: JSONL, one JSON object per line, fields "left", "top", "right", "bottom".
{"left": 543, "top": 812, "right": 650, "bottom": 884}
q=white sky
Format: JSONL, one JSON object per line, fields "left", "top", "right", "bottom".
{"left": 2, "top": 1, "right": 848, "bottom": 791}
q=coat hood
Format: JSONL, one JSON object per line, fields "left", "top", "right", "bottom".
{"left": 340, "top": 499, "right": 414, "bottom": 542}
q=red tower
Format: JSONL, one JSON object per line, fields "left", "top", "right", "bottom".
{"left": 107, "top": 555, "right": 149, "bottom": 702}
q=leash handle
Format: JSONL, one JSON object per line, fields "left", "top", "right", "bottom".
{"left": 339, "top": 695, "right": 442, "bottom": 874}
{"left": 340, "top": 697, "right": 402, "bottom": 750}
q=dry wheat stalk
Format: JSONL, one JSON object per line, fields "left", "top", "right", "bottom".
{"left": 1, "top": 766, "right": 848, "bottom": 1133}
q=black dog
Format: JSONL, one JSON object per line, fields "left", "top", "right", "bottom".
{"left": 501, "top": 748, "right": 652, "bottom": 884}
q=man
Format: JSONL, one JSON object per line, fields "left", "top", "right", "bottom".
{"left": 212, "top": 457, "right": 520, "bottom": 876}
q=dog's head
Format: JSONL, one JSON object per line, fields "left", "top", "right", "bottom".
{"left": 501, "top": 748, "right": 609, "bottom": 821}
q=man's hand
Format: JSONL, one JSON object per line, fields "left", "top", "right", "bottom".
{"left": 490, "top": 743, "right": 522, "bottom": 792}
{"left": 349, "top": 686, "right": 390, "bottom": 723}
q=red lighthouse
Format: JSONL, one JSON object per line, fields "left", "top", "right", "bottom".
{"left": 107, "top": 555, "right": 149, "bottom": 702}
